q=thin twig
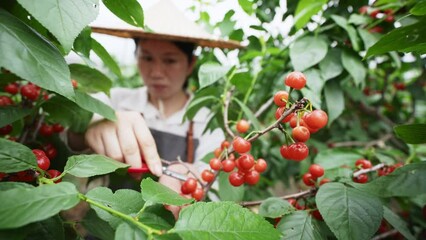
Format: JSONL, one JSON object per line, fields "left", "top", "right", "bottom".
{"left": 240, "top": 188, "right": 315, "bottom": 207}
{"left": 353, "top": 163, "right": 385, "bottom": 178}
{"left": 223, "top": 89, "right": 235, "bottom": 138}
{"left": 330, "top": 133, "right": 393, "bottom": 149}
{"left": 371, "top": 229, "right": 399, "bottom": 240}
{"left": 254, "top": 98, "right": 274, "bottom": 118}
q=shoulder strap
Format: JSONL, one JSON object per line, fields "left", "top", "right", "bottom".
{"left": 186, "top": 121, "right": 194, "bottom": 163}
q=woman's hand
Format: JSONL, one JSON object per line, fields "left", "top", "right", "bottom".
{"left": 85, "top": 111, "right": 163, "bottom": 176}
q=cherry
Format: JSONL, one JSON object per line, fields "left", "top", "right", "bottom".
{"left": 292, "top": 126, "right": 310, "bottom": 142}
{"left": 302, "top": 173, "right": 316, "bottom": 186}
{"left": 244, "top": 170, "right": 260, "bottom": 185}
{"left": 319, "top": 178, "right": 331, "bottom": 185}
{"left": 236, "top": 119, "right": 250, "bottom": 134}
{"left": 384, "top": 14, "right": 394, "bottom": 22}
{"left": 36, "top": 155, "right": 50, "bottom": 171}
{"left": 201, "top": 170, "right": 215, "bottom": 183}
{"left": 39, "top": 123, "right": 53, "bottom": 137}
{"left": 4, "top": 83, "right": 19, "bottom": 95}
{"left": 369, "top": 26, "right": 383, "bottom": 33}
{"left": 47, "top": 169, "right": 62, "bottom": 183}
{"left": 213, "top": 147, "right": 222, "bottom": 158}
{"left": 232, "top": 137, "right": 251, "bottom": 154}
{"left": 359, "top": 6, "right": 369, "bottom": 14}
{"left": 181, "top": 178, "right": 197, "bottom": 194}
{"left": 0, "top": 96, "right": 14, "bottom": 106}
{"left": 287, "top": 198, "right": 297, "bottom": 206}
{"left": 221, "top": 140, "right": 230, "bottom": 150}
{"left": 20, "top": 83, "right": 40, "bottom": 101}
{"left": 288, "top": 142, "right": 309, "bottom": 161}
{"left": 191, "top": 188, "right": 204, "bottom": 201}
{"left": 0, "top": 125, "right": 13, "bottom": 135}
{"left": 44, "top": 146, "right": 57, "bottom": 160}
{"left": 311, "top": 209, "right": 323, "bottom": 221}
{"left": 71, "top": 79, "right": 78, "bottom": 88}
{"left": 280, "top": 145, "right": 291, "bottom": 159}
{"left": 309, "top": 164, "right": 324, "bottom": 178}
{"left": 222, "top": 159, "right": 236, "bottom": 172}
{"left": 273, "top": 90, "right": 289, "bottom": 107}
{"left": 237, "top": 154, "right": 255, "bottom": 171}
{"left": 304, "top": 110, "right": 328, "bottom": 129}
{"left": 355, "top": 159, "right": 372, "bottom": 169}
{"left": 370, "top": 9, "right": 380, "bottom": 18}
{"left": 16, "top": 170, "right": 36, "bottom": 182}
{"left": 353, "top": 174, "right": 368, "bottom": 183}
{"left": 254, "top": 158, "right": 267, "bottom": 173}
{"left": 285, "top": 71, "right": 306, "bottom": 90}
{"left": 275, "top": 107, "right": 294, "bottom": 123}
{"left": 209, "top": 158, "right": 222, "bottom": 171}
{"left": 52, "top": 123, "right": 64, "bottom": 133}
{"left": 229, "top": 172, "right": 244, "bottom": 187}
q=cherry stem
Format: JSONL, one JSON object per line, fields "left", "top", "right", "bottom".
{"left": 240, "top": 188, "right": 316, "bottom": 207}
{"left": 353, "top": 163, "right": 385, "bottom": 178}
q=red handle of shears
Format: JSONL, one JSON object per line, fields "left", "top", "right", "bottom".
{"left": 127, "top": 158, "right": 151, "bottom": 173}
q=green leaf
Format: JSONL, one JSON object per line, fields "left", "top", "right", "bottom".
{"left": 218, "top": 172, "right": 245, "bottom": 202}
{"left": 29, "top": 215, "right": 65, "bottom": 240}
{"left": 294, "top": 0, "right": 327, "bottom": 30}
{"left": 316, "top": 183, "right": 383, "bottom": 240}
{"left": 238, "top": 0, "right": 254, "bottom": 15}
{"left": 324, "top": 80, "right": 344, "bottom": 126}
{"left": 102, "top": 0, "right": 144, "bottom": 28}
{"left": 290, "top": 36, "right": 328, "bottom": 72}
{"left": 348, "top": 14, "right": 371, "bottom": 25}
{"left": 64, "top": 154, "right": 129, "bottom": 177}
{"left": 0, "top": 106, "right": 32, "bottom": 127}
{"left": 0, "top": 9, "right": 74, "bottom": 100}
{"left": 365, "top": 19, "right": 426, "bottom": 57}
{"left": 341, "top": 50, "right": 366, "bottom": 87}
{"left": 69, "top": 64, "right": 112, "bottom": 94}
{"left": 139, "top": 204, "right": 176, "bottom": 230}
{"left": 0, "top": 182, "right": 34, "bottom": 191}
{"left": 218, "top": 10, "right": 236, "bottom": 36}
{"left": 304, "top": 68, "right": 325, "bottom": 94}
{"left": 232, "top": 97, "right": 262, "bottom": 130}
{"left": 354, "top": 162, "right": 426, "bottom": 197}
{"left": 276, "top": 210, "right": 323, "bottom": 240}
{"left": 258, "top": 197, "right": 295, "bottom": 218}
{"left": 0, "top": 182, "right": 80, "bottom": 229}
{"left": 358, "top": 28, "right": 380, "bottom": 51}
{"left": 314, "top": 148, "right": 363, "bottom": 170}
{"left": 301, "top": 88, "right": 321, "bottom": 110}
{"left": 184, "top": 95, "right": 218, "bottom": 120}
{"left": 92, "top": 39, "right": 122, "bottom": 78}
{"left": 75, "top": 90, "right": 116, "bottom": 121}
{"left": 115, "top": 222, "right": 148, "bottom": 240}
{"left": 394, "top": 123, "right": 426, "bottom": 144}
{"left": 17, "top": 0, "right": 99, "bottom": 53}
{"left": 410, "top": 0, "right": 426, "bottom": 16}
{"left": 198, "top": 62, "right": 231, "bottom": 89}
{"left": 42, "top": 95, "right": 93, "bottom": 132}
{"left": 0, "top": 139, "right": 37, "bottom": 173}
{"left": 319, "top": 48, "right": 343, "bottom": 81}
{"left": 331, "top": 15, "right": 361, "bottom": 51}
{"left": 81, "top": 209, "right": 115, "bottom": 240}
{"left": 73, "top": 27, "right": 92, "bottom": 58}
{"left": 140, "top": 178, "right": 193, "bottom": 206}
{"left": 230, "top": 71, "right": 252, "bottom": 94}
{"left": 171, "top": 202, "right": 280, "bottom": 240}
{"left": 86, "top": 188, "right": 145, "bottom": 228}
{"left": 383, "top": 206, "right": 415, "bottom": 240}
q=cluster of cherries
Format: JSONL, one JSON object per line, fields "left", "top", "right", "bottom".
{"left": 0, "top": 148, "right": 62, "bottom": 184}
{"left": 358, "top": 5, "right": 396, "bottom": 34}
{"left": 180, "top": 177, "right": 204, "bottom": 201}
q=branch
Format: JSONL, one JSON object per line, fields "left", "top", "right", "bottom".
{"left": 330, "top": 133, "right": 393, "bottom": 149}
{"left": 353, "top": 163, "right": 385, "bottom": 178}
{"left": 371, "top": 229, "right": 399, "bottom": 240}
{"left": 254, "top": 98, "right": 274, "bottom": 118}
{"left": 240, "top": 188, "right": 315, "bottom": 207}
{"left": 223, "top": 89, "right": 235, "bottom": 138}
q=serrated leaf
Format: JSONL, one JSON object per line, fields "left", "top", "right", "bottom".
{"left": 0, "top": 9, "right": 74, "bottom": 100}
{"left": 383, "top": 206, "right": 415, "bottom": 240}
{"left": 314, "top": 148, "right": 363, "bottom": 170}
{"left": 316, "top": 183, "right": 383, "bottom": 240}
{"left": 69, "top": 64, "right": 112, "bottom": 94}
{"left": 354, "top": 162, "right": 426, "bottom": 197}
{"left": 64, "top": 155, "right": 129, "bottom": 177}
{"left": 0, "top": 139, "right": 37, "bottom": 173}
{"left": 324, "top": 79, "right": 344, "bottom": 126}
{"left": 92, "top": 39, "right": 122, "bottom": 78}
{"left": 394, "top": 123, "right": 426, "bottom": 144}
{"left": 139, "top": 204, "right": 175, "bottom": 230}
{"left": 17, "top": 0, "right": 99, "bottom": 53}
{"left": 102, "top": 0, "right": 144, "bottom": 28}
{"left": 294, "top": 0, "right": 327, "bottom": 30}
{"left": 218, "top": 172, "right": 244, "bottom": 202}
{"left": 259, "top": 197, "right": 295, "bottom": 218}
{"left": 171, "top": 202, "right": 280, "bottom": 240}
{"left": 365, "top": 20, "right": 426, "bottom": 57}
{"left": 75, "top": 90, "right": 116, "bottom": 121}
{"left": 276, "top": 210, "right": 323, "bottom": 240}
{"left": 290, "top": 36, "right": 328, "bottom": 72}
{"left": 198, "top": 62, "right": 231, "bottom": 89}
{"left": 0, "top": 182, "right": 80, "bottom": 229}
{"left": 341, "top": 50, "right": 366, "bottom": 87}
{"left": 115, "top": 222, "right": 148, "bottom": 240}
{"left": 0, "top": 106, "right": 32, "bottom": 127}
{"left": 319, "top": 48, "right": 343, "bottom": 81}
{"left": 86, "top": 188, "right": 145, "bottom": 228}
{"left": 141, "top": 178, "right": 193, "bottom": 206}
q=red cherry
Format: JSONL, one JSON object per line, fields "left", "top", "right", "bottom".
{"left": 369, "top": 26, "right": 383, "bottom": 33}
{"left": 353, "top": 174, "right": 368, "bottom": 183}
{"left": 384, "top": 14, "right": 394, "bottom": 22}
{"left": 319, "top": 178, "right": 331, "bottom": 185}
{"left": 237, "top": 154, "right": 255, "bottom": 171}
{"left": 52, "top": 123, "right": 64, "bottom": 133}
{"left": 232, "top": 137, "right": 251, "bottom": 154}
{"left": 309, "top": 164, "right": 324, "bottom": 178}
{"left": 311, "top": 209, "right": 323, "bottom": 221}
{"left": 275, "top": 107, "right": 294, "bottom": 123}
{"left": 244, "top": 170, "right": 260, "bottom": 185}
{"left": 191, "top": 188, "right": 204, "bottom": 201}
{"left": 254, "top": 158, "right": 267, "bottom": 173}
{"left": 201, "top": 170, "right": 215, "bottom": 183}
{"left": 37, "top": 155, "right": 50, "bottom": 171}
{"left": 236, "top": 119, "right": 250, "bottom": 134}
{"left": 229, "top": 172, "right": 244, "bottom": 187}
{"left": 359, "top": 6, "right": 369, "bottom": 14}
{"left": 287, "top": 198, "right": 297, "bottom": 206}
{"left": 273, "top": 91, "right": 289, "bottom": 107}
{"left": 181, "top": 178, "right": 197, "bottom": 194}
{"left": 222, "top": 159, "right": 236, "bottom": 172}
{"left": 284, "top": 71, "right": 307, "bottom": 90}
{"left": 221, "top": 140, "right": 230, "bottom": 150}
{"left": 355, "top": 159, "right": 372, "bottom": 169}
{"left": 16, "top": 170, "right": 36, "bottom": 182}
{"left": 292, "top": 126, "right": 310, "bottom": 142}
{"left": 209, "top": 158, "right": 222, "bottom": 171}
{"left": 302, "top": 173, "right": 316, "bottom": 186}
{"left": 0, "top": 125, "right": 13, "bottom": 135}
{"left": 0, "top": 96, "right": 14, "bottom": 106}
{"left": 20, "top": 84, "right": 40, "bottom": 101}
{"left": 280, "top": 145, "right": 291, "bottom": 159}
{"left": 39, "top": 123, "right": 53, "bottom": 137}
{"left": 213, "top": 147, "right": 222, "bottom": 158}
{"left": 4, "top": 83, "right": 19, "bottom": 95}
{"left": 304, "top": 110, "right": 328, "bottom": 129}
{"left": 370, "top": 9, "right": 380, "bottom": 18}
{"left": 44, "top": 147, "right": 57, "bottom": 160}
{"left": 288, "top": 142, "right": 309, "bottom": 161}
{"left": 47, "top": 169, "right": 62, "bottom": 183}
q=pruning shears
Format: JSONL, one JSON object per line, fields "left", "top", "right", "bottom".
{"left": 127, "top": 161, "right": 188, "bottom": 182}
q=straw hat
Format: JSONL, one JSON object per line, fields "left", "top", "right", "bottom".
{"left": 91, "top": 0, "right": 242, "bottom": 49}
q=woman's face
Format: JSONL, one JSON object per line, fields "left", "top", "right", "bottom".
{"left": 137, "top": 39, "right": 195, "bottom": 100}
